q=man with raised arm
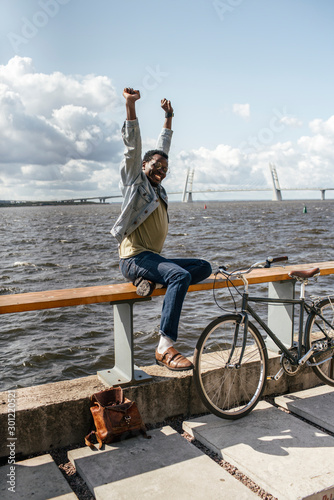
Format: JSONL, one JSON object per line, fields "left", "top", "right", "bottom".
{"left": 111, "top": 88, "right": 212, "bottom": 371}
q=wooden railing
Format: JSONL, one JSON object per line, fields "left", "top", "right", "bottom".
{"left": 1, "top": 261, "right": 334, "bottom": 386}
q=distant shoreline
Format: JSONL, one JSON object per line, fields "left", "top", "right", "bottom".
{"left": 0, "top": 201, "right": 110, "bottom": 207}
{"left": 1, "top": 198, "right": 333, "bottom": 208}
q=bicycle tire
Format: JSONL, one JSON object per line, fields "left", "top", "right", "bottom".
{"left": 305, "top": 296, "right": 334, "bottom": 386}
{"left": 193, "top": 314, "right": 268, "bottom": 419}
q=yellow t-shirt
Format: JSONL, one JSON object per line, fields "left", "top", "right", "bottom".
{"left": 119, "top": 198, "right": 168, "bottom": 258}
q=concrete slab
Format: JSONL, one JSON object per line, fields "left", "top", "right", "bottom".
{"left": 0, "top": 356, "right": 322, "bottom": 460}
{"left": 68, "top": 425, "right": 258, "bottom": 499}
{"left": 275, "top": 385, "right": 334, "bottom": 433}
{"left": 183, "top": 401, "right": 334, "bottom": 500}
{"left": 0, "top": 453, "right": 77, "bottom": 500}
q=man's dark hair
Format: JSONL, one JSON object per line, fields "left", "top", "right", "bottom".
{"left": 143, "top": 149, "right": 168, "bottom": 163}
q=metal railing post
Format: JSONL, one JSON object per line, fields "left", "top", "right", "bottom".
{"left": 97, "top": 299, "right": 152, "bottom": 386}
{"left": 266, "top": 280, "right": 295, "bottom": 352}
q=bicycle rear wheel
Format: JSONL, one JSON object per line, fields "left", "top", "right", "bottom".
{"left": 305, "top": 297, "right": 334, "bottom": 386}
{"left": 193, "top": 314, "right": 268, "bottom": 419}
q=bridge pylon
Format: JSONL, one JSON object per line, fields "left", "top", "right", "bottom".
{"left": 182, "top": 168, "right": 194, "bottom": 202}
{"left": 269, "top": 163, "right": 282, "bottom": 201}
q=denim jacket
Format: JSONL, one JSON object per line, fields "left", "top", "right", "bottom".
{"left": 111, "top": 118, "right": 173, "bottom": 245}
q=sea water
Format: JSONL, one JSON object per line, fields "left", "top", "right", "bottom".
{"left": 1, "top": 200, "right": 333, "bottom": 391}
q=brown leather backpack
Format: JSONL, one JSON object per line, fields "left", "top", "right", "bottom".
{"left": 85, "top": 386, "right": 149, "bottom": 449}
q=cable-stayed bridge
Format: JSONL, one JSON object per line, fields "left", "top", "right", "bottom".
{"left": 5, "top": 164, "right": 333, "bottom": 205}
{"left": 181, "top": 164, "right": 334, "bottom": 202}
{"left": 59, "top": 164, "right": 334, "bottom": 204}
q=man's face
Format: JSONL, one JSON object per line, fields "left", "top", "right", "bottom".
{"left": 142, "top": 154, "right": 168, "bottom": 186}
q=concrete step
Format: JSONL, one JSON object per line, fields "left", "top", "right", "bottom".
{"left": 0, "top": 453, "right": 78, "bottom": 500}
{"left": 183, "top": 397, "right": 334, "bottom": 500}
{"left": 275, "top": 385, "right": 334, "bottom": 433}
{"left": 68, "top": 425, "right": 258, "bottom": 499}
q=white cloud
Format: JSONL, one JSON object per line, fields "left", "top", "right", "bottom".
{"left": 0, "top": 56, "right": 121, "bottom": 116}
{"left": 279, "top": 115, "right": 303, "bottom": 128}
{"left": 172, "top": 114, "right": 334, "bottom": 197}
{"left": 0, "top": 56, "right": 333, "bottom": 202}
{"left": 0, "top": 56, "right": 122, "bottom": 200}
{"left": 233, "top": 103, "right": 250, "bottom": 119}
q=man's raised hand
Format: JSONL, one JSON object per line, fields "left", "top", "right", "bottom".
{"left": 123, "top": 88, "right": 141, "bottom": 102}
{"left": 123, "top": 88, "right": 140, "bottom": 120}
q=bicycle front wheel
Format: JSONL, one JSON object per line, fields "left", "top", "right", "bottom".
{"left": 193, "top": 314, "right": 268, "bottom": 419}
{"left": 305, "top": 297, "right": 334, "bottom": 386}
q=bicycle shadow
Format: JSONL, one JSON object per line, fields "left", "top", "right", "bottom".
{"left": 184, "top": 399, "right": 334, "bottom": 458}
{"left": 184, "top": 397, "right": 334, "bottom": 499}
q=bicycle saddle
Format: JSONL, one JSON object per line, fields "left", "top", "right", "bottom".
{"left": 289, "top": 268, "right": 320, "bottom": 279}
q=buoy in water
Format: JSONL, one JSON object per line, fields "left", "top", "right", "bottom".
{"left": 204, "top": 204, "right": 207, "bottom": 209}
{"left": 303, "top": 205, "right": 307, "bottom": 213}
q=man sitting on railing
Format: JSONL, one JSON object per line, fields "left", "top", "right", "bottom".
{"left": 111, "top": 88, "right": 212, "bottom": 371}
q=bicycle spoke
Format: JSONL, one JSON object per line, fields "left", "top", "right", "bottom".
{"left": 194, "top": 315, "right": 267, "bottom": 419}
{"left": 306, "top": 297, "right": 334, "bottom": 386}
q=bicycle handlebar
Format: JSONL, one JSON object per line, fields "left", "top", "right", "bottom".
{"left": 265, "top": 255, "right": 289, "bottom": 267}
{"left": 218, "top": 256, "right": 288, "bottom": 278}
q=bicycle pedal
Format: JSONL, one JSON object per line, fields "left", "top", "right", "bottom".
{"left": 267, "top": 367, "right": 284, "bottom": 381}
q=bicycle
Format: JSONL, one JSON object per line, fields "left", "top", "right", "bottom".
{"left": 193, "top": 256, "right": 334, "bottom": 419}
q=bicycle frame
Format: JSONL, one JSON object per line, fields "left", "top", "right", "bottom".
{"left": 220, "top": 256, "right": 334, "bottom": 372}
{"left": 239, "top": 290, "right": 332, "bottom": 367}
{"left": 241, "top": 292, "right": 306, "bottom": 364}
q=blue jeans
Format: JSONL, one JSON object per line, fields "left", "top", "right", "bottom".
{"left": 119, "top": 251, "right": 212, "bottom": 342}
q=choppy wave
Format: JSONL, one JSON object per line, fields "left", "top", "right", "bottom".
{"left": 13, "top": 261, "right": 36, "bottom": 267}
{"left": 1, "top": 200, "right": 334, "bottom": 391}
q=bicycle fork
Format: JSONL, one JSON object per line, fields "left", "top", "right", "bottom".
{"left": 226, "top": 289, "right": 252, "bottom": 369}
{"left": 226, "top": 312, "right": 248, "bottom": 369}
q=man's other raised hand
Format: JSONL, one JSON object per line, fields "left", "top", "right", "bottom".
{"left": 161, "top": 98, "right": 173, "bottom": 114}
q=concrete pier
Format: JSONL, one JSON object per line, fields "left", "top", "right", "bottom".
{"left": 0, "top": 352, "right": 322, "bottom": 461}
{"left": 1, "top": 358, "right": 334, "bottom": 499}
{"left": 1, "top": 386, "right": 333, "bottom": 499}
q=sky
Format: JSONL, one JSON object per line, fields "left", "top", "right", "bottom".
{"left": 0, "top": 0, "right": 333, "bottom": 202}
